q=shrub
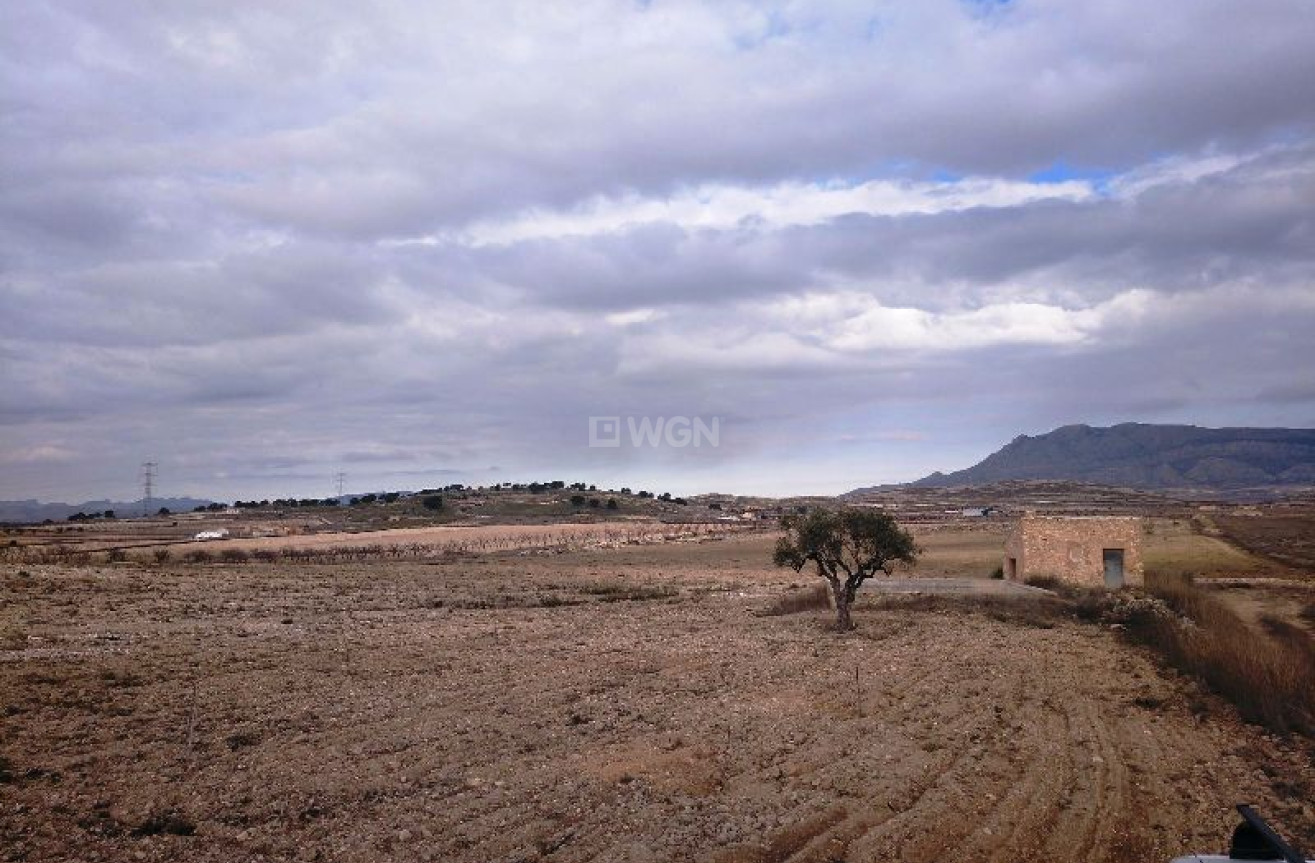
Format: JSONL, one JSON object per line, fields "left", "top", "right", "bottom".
{"left": 989, "top": 565, "right": 1004, "bottom": 579}
{"left": 183, "top": 549, "right": 212, "bottom": 564}
{"left": 422, "top": 495, "right": 444, "bottom": 511}
{"left": 761, "top": 583, "right": 831, "bottom": 616}
{"left": 218, "top": 548, "right": 249, "bottom": 564}
{"left": 893, "top": 593, "right": 1064, "bottom": 629}
{"left": 105, "top": 549, "right": 128, "bottom": 563}
{"left": 152, "top": 548, "right": 172, "bottom": 564}
{"left": 1127, "top": 579, "right": 1315, "bottom": 736}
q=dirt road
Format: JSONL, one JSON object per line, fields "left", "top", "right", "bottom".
{"left": 2, "top": 534, "right": 1311, "bottom": 862}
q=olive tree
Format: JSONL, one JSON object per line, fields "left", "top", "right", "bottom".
{"left": 773, "top": 508, "right": 918, "bottom": 630}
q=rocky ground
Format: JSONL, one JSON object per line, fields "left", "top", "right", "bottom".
{"left": 2, "top": 532, "right": 1312, "bottom": 862}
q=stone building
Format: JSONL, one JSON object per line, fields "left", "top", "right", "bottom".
{"left": 1003, "top": 515, "right": 1144, "bottom": 588}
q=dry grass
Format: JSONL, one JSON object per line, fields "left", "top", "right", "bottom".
{"left": 760, "top": 583, "right": 831, "bottom": 616}
{"left": 907, "top": 524, "right": 1010, "bottom": 577}
{"left": 886, "top": 592, "right": 1065, "bottom": 629}
{"left": 578, "top": 583, "right": 678, "bottom": 603}
{"left": 1141, "top": 519, "right": 1272, "bottom": 579}
{"left": 1018, "top": 571, "right": 1315, "bottom": 736}
{"left": 1213, "top": 510, "right": 1315, "bottom": 571}
{"left": 1130, "top": 575, "right": 1315, "bottom": 737}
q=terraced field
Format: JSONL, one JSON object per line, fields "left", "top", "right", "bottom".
{"left": 2, "top": 531, "right": 1311, "bottom": 862}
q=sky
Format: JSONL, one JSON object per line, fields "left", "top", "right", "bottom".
{"left": 3, "top": 0, "right": 1315, "bottom": 503}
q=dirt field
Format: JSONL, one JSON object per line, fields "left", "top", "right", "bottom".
{"left": 1211, "top": 507, "right": 1315, "bottom": 572}
{"left": 3, "top": 531, "right": 1313, "bottom": 862}
{"left": 4, "top": 519, "right": 748, "bottom": 561}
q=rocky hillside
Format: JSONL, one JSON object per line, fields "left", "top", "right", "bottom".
{"left": 856, "top": 423, "right": 1315, "bottom": 494}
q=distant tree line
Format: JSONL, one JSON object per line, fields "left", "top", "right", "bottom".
{"left": 166, "top": 480, "right": 700, "bottom": 517}
{"left": 67, "top": 510, "right": 115, "bottom": 522}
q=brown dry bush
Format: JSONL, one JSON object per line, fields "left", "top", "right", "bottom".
{"left": 1259, "top": 614, "right": 1315, "bottom": 666}
{"left": 218, "top": 548, "right": 249, "bottom": 564}
{"left": 1023, "top": 574, "right": 1064, "bottom": 591}
{"left": 182, "top": 549, "right": 212, "bottom": 564}
{"left": 761, "top": 583, "right": 831, "bottom": 616}
{"left": 1130, "top": 576, "right": 1315, "bottom": 736}
{"left": 890, "top": 593, "right": 1065, "bottom": 629}
{"left": 578, "top": 582, "right": 677, "bottom": 603}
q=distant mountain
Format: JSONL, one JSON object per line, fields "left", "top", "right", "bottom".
{"left": 0, "top": 497, "right": 213, "bottom": 524}
{"left": 851, "top": 423, "right": 1315, "bottom": 495}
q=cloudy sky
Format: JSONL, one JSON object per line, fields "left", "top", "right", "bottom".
{"left": 3, "top": 0, "right": 1315, "bottom": 503}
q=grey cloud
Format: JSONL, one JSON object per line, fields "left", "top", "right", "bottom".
{"left": 442, "top": 143, "right": 1315, "bottom": 314}
{"left": 3, "top": 0, "right": 1314, "bottom": 501}
{"left": 7, "top": 1, "right": 1315, "bottom": 243}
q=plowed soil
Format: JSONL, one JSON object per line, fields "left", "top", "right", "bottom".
{"left": 2, "top": 532, "right": 1312, "bottom": 862}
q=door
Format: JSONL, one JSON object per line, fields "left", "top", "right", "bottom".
{"left": 1103, "top": 549, "right": 1125, "bottom": 588}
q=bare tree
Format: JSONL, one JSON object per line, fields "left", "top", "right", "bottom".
{"left": 773, "top": 508, "right": 919, "bottom": 630}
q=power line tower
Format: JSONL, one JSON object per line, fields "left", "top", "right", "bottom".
{"left": 334, "top": 472, "right": 346, "bottom": 499}
{"left": 141, "top": 462, "right": 157, "bottom": 517}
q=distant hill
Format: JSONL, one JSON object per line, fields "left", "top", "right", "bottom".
{"left": 850, "top": 423, "right": 1315, "bottom": 495}
{"left": 0, "top": 497, "right": 213, "bottom": 524}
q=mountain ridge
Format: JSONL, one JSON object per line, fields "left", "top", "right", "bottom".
{"left": 0, "top": 497, "right": 214, "bottom": 524}
{"left": 849, "top": 423, "right": 1315, "bottom": 495}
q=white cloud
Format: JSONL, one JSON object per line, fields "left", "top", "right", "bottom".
{"left": 409, "top": 176, "right": 1095, "bottom": 247}
{"left": 759, "top": 289, "right": 1151, "bottom": 352}
{"left": 604, "top": 307, "right": 664, "bottom": 327}
{"left": 1110, "top": 151, "right": 1249, "bottom": 198}
{"left": 1, "top": 445, "right": 78, "bottom": 465}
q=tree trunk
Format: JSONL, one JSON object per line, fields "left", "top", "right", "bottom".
{"left": 829, "top": 578, "right": 853, "bottom": 631}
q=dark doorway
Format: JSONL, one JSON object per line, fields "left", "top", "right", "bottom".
{"left": 1006, "top": 557, "right": 1017, "bottom": 580}
{"left": 1103, "top": 549, "right": 1125, "bottom": 588}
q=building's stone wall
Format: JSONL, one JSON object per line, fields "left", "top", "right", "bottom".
{"left": 1003, "top": 515, "right": 1144, "bottom": 587}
